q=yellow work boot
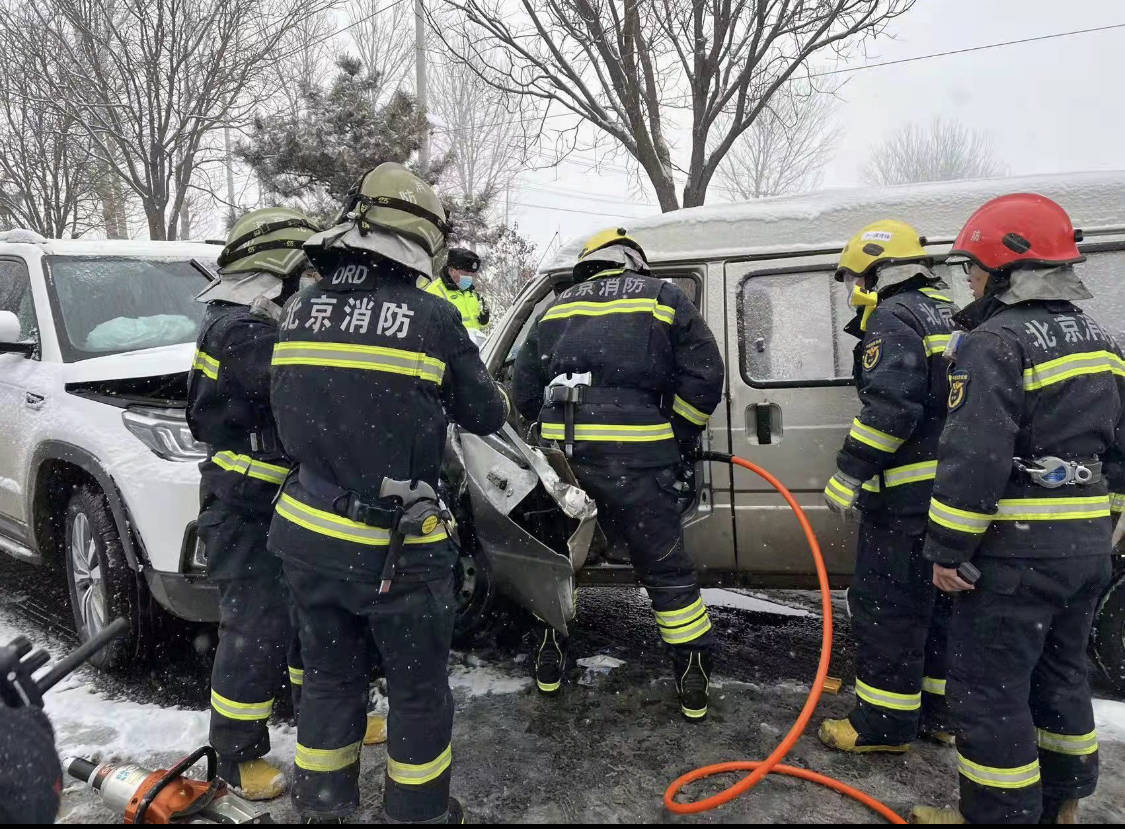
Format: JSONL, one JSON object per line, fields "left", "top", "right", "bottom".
{"left": 225, "top": 758, "right": 286, "bottom": 801}
{"left": 920, "top": 726, "right": 956, "bottom": 746}
{"left": 364, "top": 713, "right": 388, "bottom": 746}
{"left": 909, "top": 805, "right": 966, "bottom": 824}
{"left": 1044, "top": 798, "right": 1080, "bottom": 824}
{"left": 817, "top": 717, "right": 910, "bottom": 754}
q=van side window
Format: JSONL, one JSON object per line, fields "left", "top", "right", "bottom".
{"left": 0, "top": 258, "right": 36, "bottom": 339}
{"left": 739, "top": 269, "right": 852, "bottom": 385}
{"left": 937, "top": 247, "right": 1125, "bottom": 347}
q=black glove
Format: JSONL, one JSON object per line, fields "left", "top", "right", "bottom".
{"left": 677, "top": 435, "right": 701, "bottom": 464}
{"left": 478, "top": 298, "right": 491, "bottom": 326}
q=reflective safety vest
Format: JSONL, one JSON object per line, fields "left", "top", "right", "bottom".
{"left": 425, "top": 279, "right": 484, "bottom": 331}
{"left": 835, "top": 282, "right": 957, "bottom": 531}
{"left": 923, "top": 297, "right": 1125, "bottom": 564}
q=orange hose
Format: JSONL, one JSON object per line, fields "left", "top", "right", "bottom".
{"left": 662, "top": 454, "right": 907, "bottom": 824}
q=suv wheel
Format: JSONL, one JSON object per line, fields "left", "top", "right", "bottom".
{"left": 63, "top": 484, "right": 141, "bottom": 670}
{"left": 1092, "top": 570, "right": 1125, "bottom": 695}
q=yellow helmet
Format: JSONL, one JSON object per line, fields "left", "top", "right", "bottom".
{"left": 834, "top": 219, "right": 929, "bottom": 282}
{"left": 578, "top": 226, "right": 646, "bottom": 262}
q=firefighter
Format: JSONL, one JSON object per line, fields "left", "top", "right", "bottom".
{"left": 817, "top": 220, "right": 957, "bottom": 754}
{"left": 910, "top": 194, "right": 1123, "bottom": 824}
{"left": 268, "top": 163, "right": 509, "bottom": 823}
{"left": 187, "top": 207, "right": 322, "bottom": 800}
{"left": 425, "top": 246, "right": 490, "bottom": 337}
{"left": 512, "top": 227, "right": 724, "bottom": 720}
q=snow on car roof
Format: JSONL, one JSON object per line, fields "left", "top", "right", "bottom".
{"left": 0, "top": 236, "right": 220, "bottom": 260}
{"left": 545, "top": 170, "right": 1125, "bottom": 272}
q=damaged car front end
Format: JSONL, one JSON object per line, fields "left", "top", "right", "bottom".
{"left": 447, "top": 422, "right": 596, "bottom": 635}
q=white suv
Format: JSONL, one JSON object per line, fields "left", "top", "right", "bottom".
{"left": 0, "top": 230, "right": 220, "bottom": 669}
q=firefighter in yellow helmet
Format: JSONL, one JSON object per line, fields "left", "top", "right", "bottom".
{"left": 513, "top": 226, "right": 724, "bottom": 719}
{"left": 818, "top": 219, "right": 959, "bottom": 754}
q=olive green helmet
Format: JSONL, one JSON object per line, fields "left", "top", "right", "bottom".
{"left": 305, "top": 163, "right": 449, "bottom": 279}
{"left": 217, "top": 207, "right": 321, "bottom": 277}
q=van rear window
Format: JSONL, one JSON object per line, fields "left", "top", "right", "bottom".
{"left": 738, "top": 269, "right": 853, "bottom": 386}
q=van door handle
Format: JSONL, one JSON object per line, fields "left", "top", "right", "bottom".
{"left": 745, "top": 402, "right": 782, "bottom": 445}
{"left": 25, "top": 392, "right": 44, "bottom": 410}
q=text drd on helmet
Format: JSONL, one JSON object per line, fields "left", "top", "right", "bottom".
{"left": 304, "top": 162, "right": 449, "bottom": 280}
{"left": 574, "top": 227, "right": 651, "bottom": 282}
{"left": 834, "top": 219, "right": 931, "bottom": 285}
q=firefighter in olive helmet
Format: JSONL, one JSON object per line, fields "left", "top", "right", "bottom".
{"left": 187, "top": 207, "right": 319, "bottom": 800}
{"left": 268, "top": 163, "right": 508, "bottom": 823}
{"left": 512, "top": 227, "right": 724, "bottom": 720}
{"left": 426, "top": 246, "right": 490, "bottom": 338}
{"left": 818, "top": 220, "right": 958, "bottom": 756}
{"left": 911, "top": 194, "right": 1124, "bottom": 825}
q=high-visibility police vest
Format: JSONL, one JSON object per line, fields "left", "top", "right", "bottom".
{"left": 425, "top": 279, "right": 484, "bottom": 331}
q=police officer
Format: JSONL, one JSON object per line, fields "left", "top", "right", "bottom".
{"left": 512, "top": 227, "right": 724, "bottom": 720}
{"left": 425, "top": 247, "right": 490, "bottom": 337}
{"left": 910, "top": 194, "right": 1123, "bottom": 824}
{"left": 268, "top": 163, "right": 508, "bottom": 823}
{"left": 187, "top": 207, "right": 321, "bottom": 800}
{"left": 817, "top": 220, "right": 957, "bottom": 754}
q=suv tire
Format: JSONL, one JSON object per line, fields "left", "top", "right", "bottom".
{"left": 1092, "top": 569, "right": 1125, "bottom": 695}
{"left": 63, "top": 484, "right": 142, "bottom": 670}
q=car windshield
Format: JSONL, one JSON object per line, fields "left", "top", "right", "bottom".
{"left": 44, "top": 256, "right": 210, "bottom": 361}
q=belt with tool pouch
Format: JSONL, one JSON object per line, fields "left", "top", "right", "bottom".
{"left": 297, "top": 467, "right": 448, "bottom": 592}
{"left": 1013, "top": 456, "right": 1102, "bottom": 488}
{"left": 544, "top": 373, "right": 664, "bottom": 457}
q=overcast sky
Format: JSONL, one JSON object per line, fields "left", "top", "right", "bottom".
{"left": 509, "top": 0, "right": 1125, "bottom": 261}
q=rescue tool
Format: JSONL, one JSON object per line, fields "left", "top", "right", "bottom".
{"left": 65, "top": 748, "right": 272, "bottom": 824}
{"left": 544, "top": 371, "right": 592, "bottom": 457}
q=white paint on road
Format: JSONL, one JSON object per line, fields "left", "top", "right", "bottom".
{"left": 701, "top": 588, "right": 813, "bottom": 617}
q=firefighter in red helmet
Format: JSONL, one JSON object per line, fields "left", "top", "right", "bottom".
{"left": 911, "top": 194, "right": 1125, "bottom": 824}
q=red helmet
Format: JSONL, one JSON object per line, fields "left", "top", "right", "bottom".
{"left": 951, "top": 193, "right": 1085, "bottom": 272}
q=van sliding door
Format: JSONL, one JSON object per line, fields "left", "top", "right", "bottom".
{"left": 723, "top": 256, "right": 859, "bottom": 586}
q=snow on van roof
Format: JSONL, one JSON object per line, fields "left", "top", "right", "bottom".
{"left": 545, "top": 170, "right": 1125, "bottom": 271}
{"left": 0, "top": 235, "right": 220, "bottom": 260}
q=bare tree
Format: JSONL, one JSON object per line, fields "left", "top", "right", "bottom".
{"left": 864, "top": 117, "right": 1007, "bottom": 186}
{"left": 430, "top": 52, "right": 541, "bottom": 206}
{"left": 0, "top": 24, "right": 99, "bottom": 237}
{"left": 348, "top": 0, "right": 415, "bottom": 103}
{"left": 717, "top": 82, "right": 840, "bottom": 200}
{"left": 2, "top": 0, "right": 334, "bottom": 240}
{"left": 432, "top": 0, "right": 915, "bottom": 211}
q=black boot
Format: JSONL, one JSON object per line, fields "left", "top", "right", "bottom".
{"left": 533, "top": 626, "right": 565, "bottom": 694}
{"left": 673, "top": 649, "right": 711, "bottom": 721}
{"left": 388, "top": 797, "right": 464, "bottom": 824}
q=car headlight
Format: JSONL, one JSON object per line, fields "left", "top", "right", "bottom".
{"left": 122, "top": 407, "right": 207, "bottom": 461}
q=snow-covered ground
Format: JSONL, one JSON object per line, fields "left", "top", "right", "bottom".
{"left": 4, "top": 586, "right": 1125, "bottom": 824}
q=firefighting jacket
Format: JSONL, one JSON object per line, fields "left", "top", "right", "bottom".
{"left": 268, "top": 252, "right": 509, "bottom": 578}
{"left": 836, "top": 281, "right": 957, "bottom": 531}
{"left": 425, "top": 278, "right": 487, "bottom": 330}
{"left": 512, "top": 267, "right": 724, "bottom": 467}
{"left": 923, "top": 297, "right": 1125, "bottom": 565}
{"left": 186, "top": 301, "right": 289, "bottom": 513}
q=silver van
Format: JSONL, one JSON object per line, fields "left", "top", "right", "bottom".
{"left": 451, "top": 170, "right": 1125, "bottom": 690}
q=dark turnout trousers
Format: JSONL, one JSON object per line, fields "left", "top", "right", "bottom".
{"left": 948, "top": 555, "right": 1110, "bottom": 824}
{"left": 283, "top": 552, "right": 457, "bottom": 822}
{"left": 848, "top": 520, "right": 951, "bottom": 745}
{"left": 572, "top": 459, "right": 714, "bottom": 651}
{"left": 203, "top": 502, "right": 295, "bottom": 762}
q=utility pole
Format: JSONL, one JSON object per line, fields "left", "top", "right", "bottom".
{"left": 415, "top": 0, "right": 429, "bottom": 171}
{"left": 223, "top": 126, "right": 237, "bottom": 228}
{"left": 503, "top": 184, "right": 510, "bottom": 227}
